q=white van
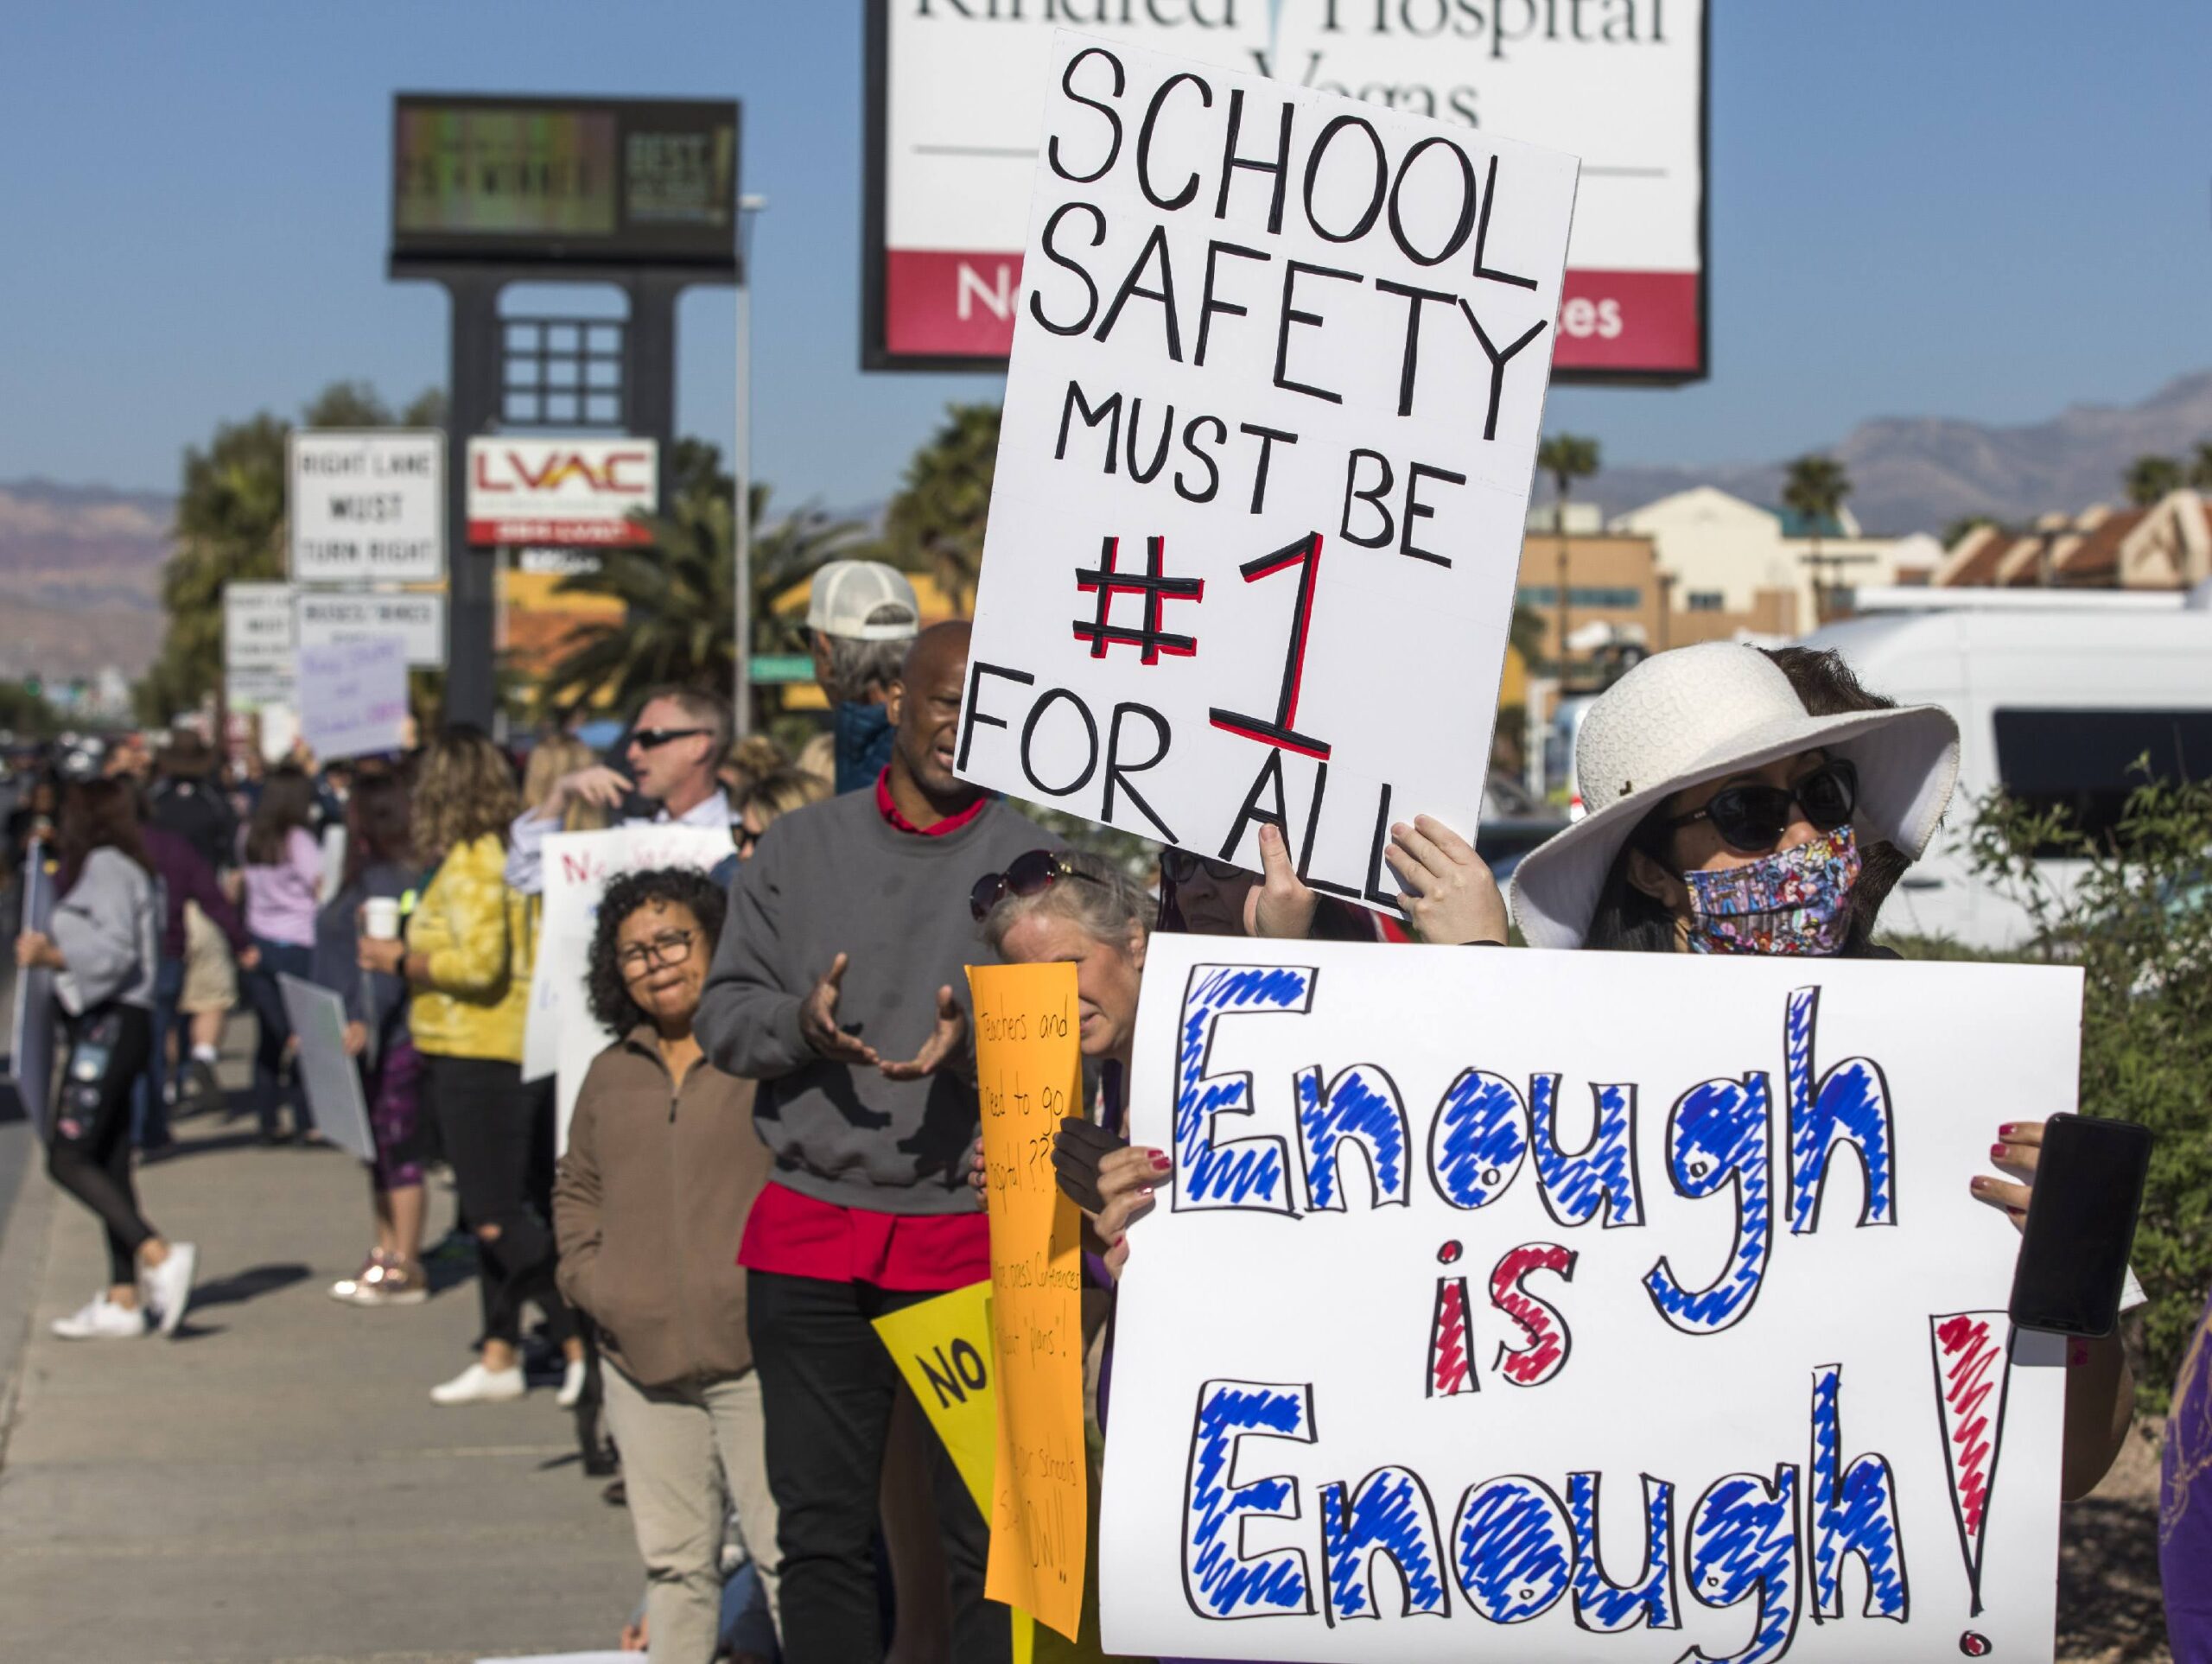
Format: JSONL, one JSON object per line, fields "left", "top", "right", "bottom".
{"left": 1802, "top": 586, "right": 2212, "bottom": 949}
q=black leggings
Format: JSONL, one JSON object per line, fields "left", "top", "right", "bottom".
{"left": 423, "top": 1053, "right": 574, "bottom": 1351}
{"left": 47, "top": 1005, "right": 156, "bottom": 1286}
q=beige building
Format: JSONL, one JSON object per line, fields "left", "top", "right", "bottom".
{"left": 1513, "top": 528, "right": 1799, "bottom": 676}
{"left": 1935, "top": 491, "right": 2212, "bottom": 590}
{"left": 1605, "top": 486, "right": 1915, "bottom": 632}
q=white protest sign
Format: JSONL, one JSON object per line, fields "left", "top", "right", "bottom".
{"left": 288, "top": 429, "right": 444, "bottom": 584}
{"left": 4, "top": 844, "right": 56, "bottom": 1135}
{"left": 278, "top": 975, "right": 377, "bottom": 1165}
{"left": 296, "top": 637, "right": 409, "bottom": 762}
{"left": 296, "top": 590, "right": 448, "bottom": 668}
{"left": 1101, "top": 937, "right": 2081, "bottom": 1663}
{"left": 958, "top": 33, "right": 1576, "bottom": 910}
{"left": 224, "top": 581, "right": 296, "bottom": 712}
{"left": 524, "top": 825, "right": 736, "bottom": 1153}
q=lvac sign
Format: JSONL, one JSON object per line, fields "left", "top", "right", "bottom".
{"left": 865, "top": 0, "right": 1703, "bottom": 378}
{"left": 466, "top": 436, "right": 659, "bottom": 547}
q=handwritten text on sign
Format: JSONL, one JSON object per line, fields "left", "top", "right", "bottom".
{"left": 959, "top": 31, "right": 1578, "bottom": 909}
{"left": 970, "top": 960, "right": 1090, "bottom": 1643}
{"left": 1099, "top": 938, "right": 2082, "bottom": 1662}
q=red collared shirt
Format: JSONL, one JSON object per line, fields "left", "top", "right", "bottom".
{"left": 738, "top": 768, "right": 993, "bottom": 1291}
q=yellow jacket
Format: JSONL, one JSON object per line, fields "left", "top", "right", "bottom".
{"left": 405, "top": 834, "right": 534, "bottom": 1063}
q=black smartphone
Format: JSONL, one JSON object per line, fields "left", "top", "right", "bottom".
{"left": 2007, "top": 1113, "right": 2152, "bottom": 1338}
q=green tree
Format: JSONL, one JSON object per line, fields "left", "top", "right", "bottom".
{"left": 1963, "top": 770, "right": 2212, "bottom": 1413}
{"left": 1535, "top": 434, "right": 1599, "bottom": 671}
{"left": 885, "top": 403, "right": 1001, "bottom": 617}
{"left": 2124, "top": 454, "right": 2183, "bottom": 507}
{"left": 543, "top": 441, "right": 870, "bottom": 717}
{"left": 1783, "top": 454, "right": 1853, "bottom": 622}
{"left": 134, "top": 382, "right": 443, "bottom": 724}
{"left": 2189, "top": 441, "right": 2212, "bottom": 492}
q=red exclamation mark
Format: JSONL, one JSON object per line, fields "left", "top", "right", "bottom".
{"left": 1428, "top": 1241, "right": 1477, "bottom": 1398}
{"left": 1931, "top": 1310, "right": 2014, "bottom": 1651}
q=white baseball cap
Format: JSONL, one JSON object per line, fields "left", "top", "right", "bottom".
{"left": 1509, "top": 643, "right": 1961, "bottom": 950}
{"left": 807, "top": 561, "right": 921, "bottom": 641}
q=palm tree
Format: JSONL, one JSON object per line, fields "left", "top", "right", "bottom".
{"left": 1535, "top": 434, "right": 1599, "bottom": 672}
{"left": 543, "top": 445, "right": 870, "bottom": 720}
{"left": 2126, "top": 454, "right": 2184, "bottom": 506}
{"left": 1783, "top": 454, "right": 1853, "bottom": 624}
{"left": 2190, "top": 442, "right": 2212, "bottom": 492}
{"left": 886, "top": 403, "right": 1001, "bottom": 617}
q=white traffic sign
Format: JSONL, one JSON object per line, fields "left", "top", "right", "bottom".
{"left": 289, "top": 429, "right": 445, "bottom": 583}
{"left": 296, "top": 590, "right": 448, "bottom": 669}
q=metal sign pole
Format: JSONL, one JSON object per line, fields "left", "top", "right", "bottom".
{"left": 733, "top": 196, "right": 766, "bottom": 738}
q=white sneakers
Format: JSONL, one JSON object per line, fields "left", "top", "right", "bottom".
{"left": 556, "top": 1356, "right": 588, "bottom": 1409}
{"left": 140, "top": 1243, "right": 198, "bottom": 1338}
{"left": 51, "top": 1294, "right": 148, "bottom": 1340}
{"left": 429, "top": 1362, "right": 527, "bottom": 1406}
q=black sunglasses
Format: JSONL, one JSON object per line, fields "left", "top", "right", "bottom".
{"left": 970, "top": 848, "right": 1103, "bottom": 922}
{"left": 630, "top": 727, "right": 710, "bottom": 751}
{"left": 1644, "top": 758, "right": 1859, "bottom": 855}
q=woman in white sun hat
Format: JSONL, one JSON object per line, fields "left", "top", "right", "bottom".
{"left": 1505, "top": 640, "right": 2132, "bottom": 1499}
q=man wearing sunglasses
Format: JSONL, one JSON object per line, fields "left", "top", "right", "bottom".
{"left": 505, "top": 687, "right": 734, "bottom": 896}
{"left": 696, "top": 621, "right": 1042, "bottom": 1664}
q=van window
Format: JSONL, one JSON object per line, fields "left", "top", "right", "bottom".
{"left": 1992, "top": 708, "right": 2212, "bottom": 851}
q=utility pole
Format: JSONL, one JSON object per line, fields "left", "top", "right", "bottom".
{"left": 732, "top": 195, "right": 766, "bottom": 737}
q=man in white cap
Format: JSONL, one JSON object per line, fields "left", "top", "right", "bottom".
{"left": 806, "top": 559, "right": 919, "bottom": 795}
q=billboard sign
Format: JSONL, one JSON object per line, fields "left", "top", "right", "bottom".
{"left": 296, "top": 591, "right": 448, "bottom": 669}
{"left": 863, "top": 0, "right": 1705, "bottom": 380}
{"left": 391, "top": 96, "right": 740, "bottom": 270}
{"left": 466, "top": 437, "right": 658, "bottom": 547}
{"left": 289, "top": 430, "right": 445, "bottom": 584}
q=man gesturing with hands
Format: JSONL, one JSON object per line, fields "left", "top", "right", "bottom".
{"left": 696, "top": 623, "right": 1040, "bottom": 1664}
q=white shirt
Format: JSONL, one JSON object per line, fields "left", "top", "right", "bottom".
{"left": 505, "top": 787, "right": 733, "bottom": 895}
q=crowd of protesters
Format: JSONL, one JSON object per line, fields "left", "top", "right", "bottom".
{"left": 8, "top": 557, "right": 2209, "bottom": 1663}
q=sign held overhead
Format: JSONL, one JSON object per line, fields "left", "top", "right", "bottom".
{"left": 957, "top": 30, "right": 1576, "bottom": 911}
{"left": 296, "top": 591, "right": 448, "bottom": 669}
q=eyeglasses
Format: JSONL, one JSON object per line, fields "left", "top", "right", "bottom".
{"left": 617, "top": 929, "right": 696, "bottom": 976}
{"left": 970, "top": 849, "right": 1103, "bottom": 922}
{"left": 629, "top": 727, "right": 710, "bottom": 752}
{"left": 1644, "top": 758, "right": 1859, "bottom": 855}
{"left": 1158, "top": 848, "right": 1249, "bottom": 886}
{"left": 734, "top": 824, "right": 761, "bottom": 856}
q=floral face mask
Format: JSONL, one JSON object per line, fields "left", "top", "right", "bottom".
{"left": 1684, "top": 824, "right": 1863, "bottom": 956}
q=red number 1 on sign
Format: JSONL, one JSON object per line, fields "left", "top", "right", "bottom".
{"left": 1209, "top": 531, "right": 1332, "bottom": 762}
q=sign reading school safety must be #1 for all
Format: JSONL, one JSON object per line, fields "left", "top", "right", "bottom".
{"left": 957, "top": 31, "right": 1576, "bottom": 910}
{"left": 288, "top": 430, "right": 445, "bottom": 585}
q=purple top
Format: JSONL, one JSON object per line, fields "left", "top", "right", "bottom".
{"left": 143, "top": 825, "right": 250, "bottom": 961}
{"left": 2164, "top": 1291, "right": 2212, "bottom": 1661}
{"left": 239, "top": 826, "right": 322, "bottom": 948}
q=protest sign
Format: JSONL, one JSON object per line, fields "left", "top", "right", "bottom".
{"left": 4, "top": 844, "right": 56, "bottom": 1134}
{"left": 969, "top": 961, "right": 1089, "bottom": 1642}
{"left": 224, "top": 581, "right": 297, "bottom": 712}
{"left": 1099, "top": 936, "right": 2082, "bottom": 1662}
{"left": 297, "top": 638, "right": 410, "bottom": 762}
{"left": 524, "top": 825, "right": 736, "bottom": 1153}
{"left": 296, "top": 591, "right": 448, "bottom": 669}
{"left": 278, "top": 975, "right": 377, "bottom": 1165}
{"left": 289, "top": 429, "right": 444, "bottom": 584}
{"left": 957, "top": 32, "right": 1576, "bottom": 911}
{"left": 874, "top": 1280, "right": 1001, "bottom": 1515}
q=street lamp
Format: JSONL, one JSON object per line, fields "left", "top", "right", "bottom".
{"left": 733, "top": 194, "right": 768, "bottom": 736}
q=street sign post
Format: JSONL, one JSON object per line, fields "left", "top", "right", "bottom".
{"left": 288, "top": 430, "right": 445, "bottom": 584}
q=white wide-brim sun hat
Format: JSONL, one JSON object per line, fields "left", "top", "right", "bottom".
{"left": 1509, "top": 642, "right": 1961, "bottom": 950}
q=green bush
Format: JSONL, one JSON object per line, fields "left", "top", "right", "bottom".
{"left": 1958, "top": 771, "right": 2212, "bottom": 1413}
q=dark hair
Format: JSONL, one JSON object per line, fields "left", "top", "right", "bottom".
{"left": 344, "top": 775, "right": 415, "bottom": 891}
{"left": 245, "top": 765, "right": 316, "bottom": 867}
{"left": 1581, "top": 646, "right": 1904, "bottom": 955}
{"left": 585, "top": 867, "right": 728, "bottom": 1034}
{"left": 57, "top": 778, "right": 152, "bottom": 893}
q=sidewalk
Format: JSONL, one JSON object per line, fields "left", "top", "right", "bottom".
{"left": 0, "top": 1047, "right": 640, "bottom": 1664}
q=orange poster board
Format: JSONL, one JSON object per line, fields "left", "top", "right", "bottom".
{"left": 968, "top": 960, "right": 1087, "bottom": 1643}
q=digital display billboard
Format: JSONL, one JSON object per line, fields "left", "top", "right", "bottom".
{"left": 392, "top": 95, "right": 739, "bottom": 270}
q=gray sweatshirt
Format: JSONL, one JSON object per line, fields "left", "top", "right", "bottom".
{"left": 52, "top": 848, "right": 159, "bottom": 1015}
{"left": 696, "top": 787, "right": 1046, "bottom": 1215}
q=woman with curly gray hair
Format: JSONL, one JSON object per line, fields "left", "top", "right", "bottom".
{"left": 553, "top": 867, "right": 781, "bottom": 1662}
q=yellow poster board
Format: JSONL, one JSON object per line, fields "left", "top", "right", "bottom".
{"left": 968, "top": 961, "right": 1089, "bottom": 1645}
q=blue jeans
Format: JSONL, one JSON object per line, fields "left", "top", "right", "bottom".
{"left": 244, "top": 938, "right": 316, "bottom": 1137}
{"left": 131, "top": 956, "right": 187, "bottom": 1149}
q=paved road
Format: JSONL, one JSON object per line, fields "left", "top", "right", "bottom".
{"left": 0, "top": 1036, "right": 640, "bottom": 1664}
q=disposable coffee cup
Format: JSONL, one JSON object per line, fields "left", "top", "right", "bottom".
{"left": 363, "top": 899, "right": 402, "bottom": 941}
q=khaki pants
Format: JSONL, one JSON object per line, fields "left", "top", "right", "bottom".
{"left": 601, "top": 1361, "right": 781, "bottom": 1664}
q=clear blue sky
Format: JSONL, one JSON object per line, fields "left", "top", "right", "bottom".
{"left": 3, "top": 2, "right": 2208, "bottom": 511}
